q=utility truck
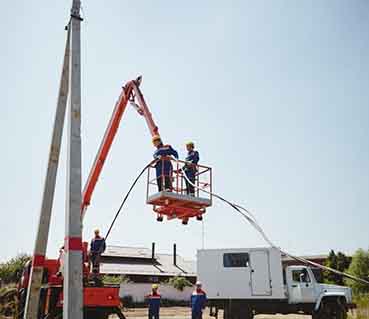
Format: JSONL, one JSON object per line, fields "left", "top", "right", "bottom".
{"left": 198, "top": 248, "right": 355, "bottom": 319}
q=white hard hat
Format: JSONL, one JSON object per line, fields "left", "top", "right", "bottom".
{"left": 196, "top": 281, "right": 202, "bottom": 286}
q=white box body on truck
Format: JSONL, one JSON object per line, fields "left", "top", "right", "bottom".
{"left": 198, "top": 248, "right": 355, "bottom": 319}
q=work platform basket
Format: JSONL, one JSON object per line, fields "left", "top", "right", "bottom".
{"left": 146, "top": 157, "right": 212, "bottom": 224}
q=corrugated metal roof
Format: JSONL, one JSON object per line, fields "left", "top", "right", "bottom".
{"left": 100, "top": 262, "right": 195, "bottom": 277}
{"left": 100, "top": 245, "right": 196, "bottom": 276}
{"left": 102, "top": 245, "right": 153, "bottom": 259}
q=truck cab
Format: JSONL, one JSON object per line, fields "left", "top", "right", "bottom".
{"left": 285, "top": 265, "right": 353, "bottom": 317}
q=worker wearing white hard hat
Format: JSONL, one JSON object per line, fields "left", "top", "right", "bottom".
{"left": 191, "top": 280, "right": 207, "bottom": 319}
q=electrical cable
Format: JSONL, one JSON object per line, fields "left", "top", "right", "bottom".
{"left": 176, "top": 158, "right": 369, "bottom": 286}
{"left": 101, "top": 155, "right": 368, "bottom": 286}
{"left": 104, "top": 160, "right": 155, "bottom": 241}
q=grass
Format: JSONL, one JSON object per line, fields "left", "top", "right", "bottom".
{"left": 349, "top": 294, "right": 369, "bottom": 319}
{"left": 0, "top": 285, "right": 18, "bottom": 318}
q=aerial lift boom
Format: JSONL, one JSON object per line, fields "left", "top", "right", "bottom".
{"left": 81, "top": 76, "right": 159, "bottom": 219}
{"left": 80, "top": 76, "right": 213, "bottom": 224}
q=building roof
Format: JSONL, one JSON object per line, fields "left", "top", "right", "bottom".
{"left": 102, "top": 245, "right": 153, "bottom": 259}
{"left": 100, "top": 245, "right": 196, "bottom": 277}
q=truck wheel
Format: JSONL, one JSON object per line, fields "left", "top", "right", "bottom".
{"left": 329, "top": 301, "right": 346, "bottom": 319}
{"left": 336, "top": 303, "right": 347, "bottom": 319}
{"left": 313, "top": 301, "right": 346, "bottom": 319}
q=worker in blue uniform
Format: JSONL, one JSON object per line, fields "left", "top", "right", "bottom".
{"left": 146, "top": 284, "right": 161, "bottom": 319}
{"left": 191, "top": 281, "right": 207, "bottom": 319}
{"left": 183, "top": 141, "right": 199, "bottom": 196}
{"left": 89, "top": 229, "right": 106, "bottom": 275}
{"left": 152, "top": 135, "right": 178, "bottom": 192}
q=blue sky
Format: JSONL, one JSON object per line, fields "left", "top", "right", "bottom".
{"left": 1, "top": 1, "right": 368, "bottom": 262}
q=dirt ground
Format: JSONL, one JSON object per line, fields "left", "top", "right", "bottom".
{"left": 120, "top": 307, "right": 311, "bottom": 319}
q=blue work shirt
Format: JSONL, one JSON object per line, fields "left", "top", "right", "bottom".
{"left": 184, "top": 150, "right": 199, "bottom": 177}
{"left": 147, "top": 293, "right": 161, "bottom": 315}
{"left": 191, "top": 289, "right": 207, "bottom": 315}
{"left": 90, "top": 236, "right": 106, "bottom": 254}
{"left": 153, "top": 144, "right": 178, "bottom": 176}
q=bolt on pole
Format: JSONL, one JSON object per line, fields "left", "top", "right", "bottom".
{"left": 63, "top": 1, "right": 83, "bottom": 319}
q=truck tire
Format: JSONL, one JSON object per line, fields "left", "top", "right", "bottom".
{"left": 313, "top": 300, "right": 346, "bottom": 319}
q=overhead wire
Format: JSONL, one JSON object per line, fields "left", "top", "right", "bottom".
{"left": 102, "top": 156, "right": 369, "bottom": 286}
{"left": 176, "top": 158, "right": 369, "bottom": 286}
{"left": 104, "top": 160, "right": 156, "bottom": 241}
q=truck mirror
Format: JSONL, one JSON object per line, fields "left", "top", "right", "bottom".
{"left": 299, "top": 273, "right": 305, "bottom": 283}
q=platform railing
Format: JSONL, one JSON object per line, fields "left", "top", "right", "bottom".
{"left": 146, "top": 157, "right": 212, "bottom": 204}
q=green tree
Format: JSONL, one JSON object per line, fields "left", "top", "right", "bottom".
{"left": 0, "top": 254, "right": 31, "bottom": 284}
{"left": 167, "top": 276, "right": 193, "bottom": 291}
{"left": 345, "top": 248, "right": 369, "bottom": 294}
{"left": 323, "top": 250, "right": 351, "bottom": 285}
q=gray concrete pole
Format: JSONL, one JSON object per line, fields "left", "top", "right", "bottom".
{"left": 24, "top": 28, "right": 71, "bottom": 319}
{"left": 63, "top": 1, "right": 83, "bottom": 319}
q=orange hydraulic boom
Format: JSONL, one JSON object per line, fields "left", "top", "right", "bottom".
{"left": 81, "top": 76, "right": 158, "bottom": 219}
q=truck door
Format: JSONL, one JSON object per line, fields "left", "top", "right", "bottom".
{"left": 288, "top": 268, "right": 316, "bottom": 303}
{"left": 250, "top": 250, "right": 271, "bottom": 296}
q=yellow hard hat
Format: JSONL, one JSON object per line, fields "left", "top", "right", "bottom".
{"left": 152, "top": 284, "right": 159, "bottom": 289}
{"left": 186, "top": 141, "right": 195, "bottom": 147}
{"left": 152, "top": 135, "right": 162, "bottom": 143}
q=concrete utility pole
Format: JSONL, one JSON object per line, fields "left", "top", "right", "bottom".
{"left": 63, "top": 1, "right": 83, "bottom": 319}
{"left": 24, "top": 1, "right": 84, "bottom": 318}
{"left": 24, "top": 29, "right": 71, "bottom": 319}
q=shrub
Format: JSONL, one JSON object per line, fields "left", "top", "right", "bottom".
{"left": 167, "top": 276, "right": 193, "bottom": 291}
{"left": 102, "top": 274, "right": 130, "bottom": 285}
{"left": 0, "top": 254, "right": 31, "bottom": 285}
{"left": 345, "top": 249, "right": 369, "bottom": 295}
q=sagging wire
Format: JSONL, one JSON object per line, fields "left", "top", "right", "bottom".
{"left": 175, "top": 158, "right": 369, "bottom": 286}
{"left": 100, "top": 156, "right": 368, "bottom": 285}
{"left": 104, "top": 159, "right": 156, "bottom": 241}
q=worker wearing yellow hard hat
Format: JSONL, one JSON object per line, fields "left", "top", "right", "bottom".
{"left": 183, "top": 141, "right": 199, "bottom": 197}
{"left": 152, "top": 135, "right": 162, "bottom": 145}
{"left": 152, "top": 134, "right": 178, "bottom": 193}
{"left": 147, "top": 283, "right": 161, "bottom": 319}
